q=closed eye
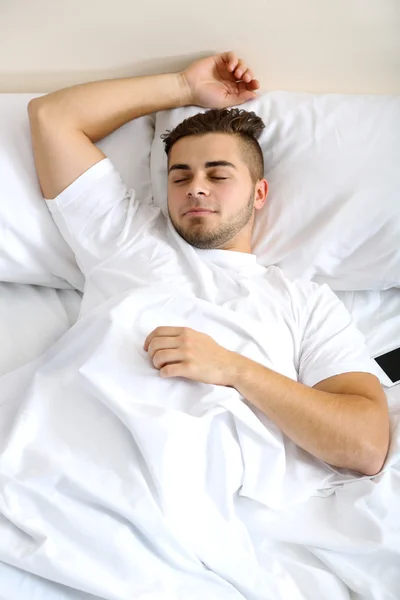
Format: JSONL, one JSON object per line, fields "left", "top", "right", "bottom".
{"left": 174, "top": 177, "right": 227, "bottom": 183}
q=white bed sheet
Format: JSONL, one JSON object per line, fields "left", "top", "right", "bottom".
{"left": 0, "top": 284, "right": 398, "bottom": 600}
{"left": 0, "top": 283, "right": 82, "bottom": 377}
{"left": 1, "top": 284, "right": 398, "bottom": 383}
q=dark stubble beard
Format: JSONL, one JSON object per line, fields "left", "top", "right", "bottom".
{"left": 169, "top": 192, "right": 255, "bottom": 250}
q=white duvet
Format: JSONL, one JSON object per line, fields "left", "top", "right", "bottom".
{"left": 0, "top": 285, "right": 400, "bottom": 600}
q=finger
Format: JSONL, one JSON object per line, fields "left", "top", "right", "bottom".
{"left": 144, "top": 326, "right": 184, "bottom": 351}
{"left": 160, "top": 362, "right": 185, "bottom": 378}
{"left": 221, "top": 51, "right": 238, "bottom": 71}
{"left": 147, "top": 336, "right": 180, "bottom": 360}
{"left": 234, "top": 81, "right": 258, "bottom": 105}
{"left": 248, "top": 78, "right": 260, "bottom": 89}
{"left": 152, "top": 349, "right": 185, "bottom": 370}
{"left": 233, "top": 59, "right": 247, "bottom": 80}
{"left": 241, "top": 78, "right": 260, "bottom": 91}
{"left": 241, "top": 68, "right": 253, "bottom": 82}
{"left": 236, "top": 68, "right": 260, "bottom": 89}
{"left": 237, "top": 81, "right": 257, "bottom": 94}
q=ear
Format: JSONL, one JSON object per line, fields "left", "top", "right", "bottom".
{"left": 254, "top": 179, "right": 268, "bottom": 211}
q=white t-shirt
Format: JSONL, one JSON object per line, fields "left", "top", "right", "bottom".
{"left": 46, "top": 158, "right": 379, "bottom": 389}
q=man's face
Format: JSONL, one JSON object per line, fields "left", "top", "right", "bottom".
{"left": 167, "top": 133, "right": 260, "bottom": 251}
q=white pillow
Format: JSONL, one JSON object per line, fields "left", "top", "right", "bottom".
{"left": 151, "top": 92, "right": 400, "bottom": 291}
{"left": 0, "top": 94, "right": 155, "bottom": 290}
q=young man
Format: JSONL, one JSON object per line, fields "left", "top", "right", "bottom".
{"left": 28, "top": 51, "right": 389, "bottom": 476}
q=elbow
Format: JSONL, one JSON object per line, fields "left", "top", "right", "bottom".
{"left": 359, "top": 459, "right": 385, "bottom": 477}
{"left": 28, "top": 97, "right": 56, "bottom": 122}
{"left": 358, "top": 437, "right": 390, "bottom": 477}
{"left": 357, "top": 402, "right": 391, "bottom": 477}
{"left": 28, "top": 97, "right": 42, "bottom": 116}
{"left": 28, "top": 97, "right": 48, "bottom": 120}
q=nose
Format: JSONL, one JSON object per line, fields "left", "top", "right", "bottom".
{"left": 186, "top": 176, "right": 209, "bottom": 198}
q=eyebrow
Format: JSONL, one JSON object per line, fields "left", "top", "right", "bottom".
{"left": 168, "top": 160, "right": 237, "bottom": 174}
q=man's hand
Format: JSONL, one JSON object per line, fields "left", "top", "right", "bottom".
{"left": 144, "top": 326, "right": 237, "bottom": 385}
{"left": 180, "top": 51, "right": 260, "bottom": 109}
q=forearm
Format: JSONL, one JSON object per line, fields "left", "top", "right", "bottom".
{"left": 29, "top": 72, "right": 191, "bottom": 142}
{"left": 228, "top": 354, "right": 388, "bottom": 475}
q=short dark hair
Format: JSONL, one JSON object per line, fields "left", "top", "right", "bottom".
{"left": 160, "top": 108, "right": 265, "bottom": 185}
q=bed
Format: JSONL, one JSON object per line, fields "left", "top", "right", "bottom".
{"left": 1, "top": 82, "right": 400, "bottom": 599}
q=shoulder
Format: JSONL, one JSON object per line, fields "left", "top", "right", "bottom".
{"left": 264, "top": 265, "right": 330, "bottom": 303}
{"left": 263, "top": 266, "right": 344, "bottom": 327}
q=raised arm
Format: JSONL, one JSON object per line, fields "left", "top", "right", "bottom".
{"left": 27, "top": 73, "right": 190, "bottom": 200}
{"left": 28, "top": 51, "right": 259, "bottom": 200}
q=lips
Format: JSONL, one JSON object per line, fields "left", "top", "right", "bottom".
{"left": 185, "top": 209, "right": 216, "bottom": 215}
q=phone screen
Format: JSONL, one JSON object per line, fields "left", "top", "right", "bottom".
{"left": 374, "top": 347, "right": 400, "bottom": 384}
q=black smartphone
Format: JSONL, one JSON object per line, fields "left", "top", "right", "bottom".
{"left": 373, "top": 347, "right": 400, "bottom": 387}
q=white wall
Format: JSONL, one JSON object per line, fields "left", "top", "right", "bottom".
{"left": 1, "top": 0, "right": 399, "bottom": 93}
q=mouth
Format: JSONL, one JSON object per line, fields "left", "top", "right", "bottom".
{"left": 184, "top": 209, "right": 217, "bottom": 216}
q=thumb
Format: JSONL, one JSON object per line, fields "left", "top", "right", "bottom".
{"left": 234, "top": 90, "right": 257, "bottom": 105}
